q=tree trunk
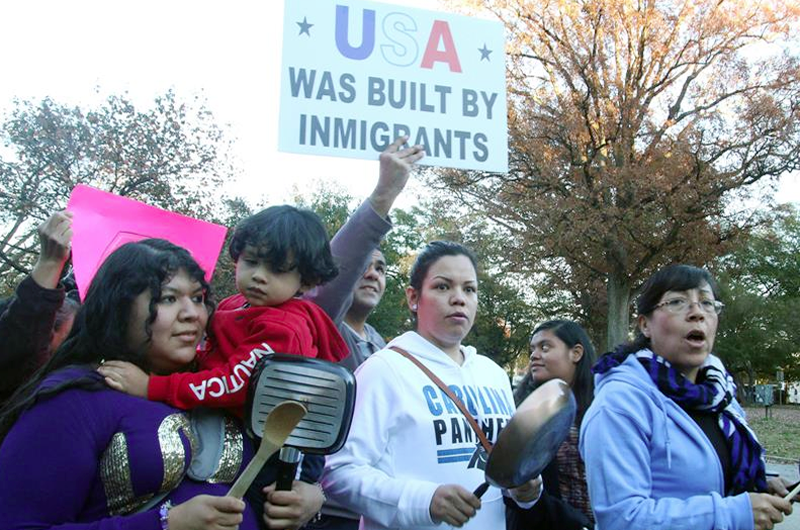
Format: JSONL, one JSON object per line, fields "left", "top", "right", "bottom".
{"left": 606, "top": 272, "right": 632, "bottom": 351}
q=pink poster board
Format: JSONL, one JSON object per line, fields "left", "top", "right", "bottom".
{"left": 67, "top": 185, "right": 228, "bottom": 300}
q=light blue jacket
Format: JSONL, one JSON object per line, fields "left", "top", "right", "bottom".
{"left": 579, "top": 355, "right": 754, "bottom": 530}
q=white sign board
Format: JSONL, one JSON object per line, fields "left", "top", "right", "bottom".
{"left": 278, "top": 0, "right": 508, "bottom": 172}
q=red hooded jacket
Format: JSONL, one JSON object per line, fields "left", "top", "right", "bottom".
{"left": 148, "top": 295, "right": 348, "bottom": 414}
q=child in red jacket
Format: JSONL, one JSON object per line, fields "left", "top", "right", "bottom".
{"left": 99, "top": 205, "right": 349, "bottom": 414}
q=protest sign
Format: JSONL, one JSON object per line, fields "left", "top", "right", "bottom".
{"left": 278, "top": 0, "right": 507, "bottom": 172}
{"left": 67, "top": 185, "right": 228, "bottom": 300}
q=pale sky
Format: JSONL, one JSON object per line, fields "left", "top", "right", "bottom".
{"left": 0, "top": 0, "right": 438, "bottom": 208}
{"left": 0, "top": 0, "right": 797, "bottom": 208}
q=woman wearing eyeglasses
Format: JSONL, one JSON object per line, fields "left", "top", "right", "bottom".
{"left": 580, "top": 264, "right": 794, "bottom": 530}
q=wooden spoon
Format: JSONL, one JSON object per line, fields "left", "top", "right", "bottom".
{"left": 228, "top": 400, "right": 308, "bottom": 498}
{"left": 785, "top": 480, "right": 800, "bottom": 503}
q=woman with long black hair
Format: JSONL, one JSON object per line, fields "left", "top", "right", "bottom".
{"left": 508, "top": 319, "right": 596, "bottom": 530}
{"left": 0, "top": 239, "right": 259, "bottom": 530}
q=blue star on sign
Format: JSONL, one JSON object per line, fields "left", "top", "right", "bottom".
{"left": 297, "top": 17, "right": 313, "bottom": 36}
{"left": 479, "top": 44, "right": 492, "bottom": 61}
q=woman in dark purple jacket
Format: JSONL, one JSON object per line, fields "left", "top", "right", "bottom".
{"left": 0, "top": 239, "right": 259, "bottom": 530}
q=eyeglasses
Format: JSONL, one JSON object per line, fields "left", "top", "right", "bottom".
{"left": 653, "top": 298, "right": 725, "bottom": 315}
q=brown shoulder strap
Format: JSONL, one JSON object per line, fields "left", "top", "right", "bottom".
{"left": 389, "top": 345, "right": 492, "bottom": 453}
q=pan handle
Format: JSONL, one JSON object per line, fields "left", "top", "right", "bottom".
{"left": 276, "top": 447, "right": 301, "bottom": 490}
{"left": 473, "top": 481, "right": 489, "bottom": 498}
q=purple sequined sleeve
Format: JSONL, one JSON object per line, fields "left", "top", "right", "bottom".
{"left": 0, "top": 377, "right": 258, "bottom": 530}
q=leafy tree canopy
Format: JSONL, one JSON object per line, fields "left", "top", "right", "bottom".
{"left": 715, "top": 204, "right": 800, "bottom": 383}
{"left": 441, "top": 0, "right": 800, "bottom": 349}
{"left": 0, "top": 90, "right": 237, "bottom": 294}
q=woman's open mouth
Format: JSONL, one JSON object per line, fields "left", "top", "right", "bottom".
{"left": 685, "top": 330, "right": 706, "bottom": 347}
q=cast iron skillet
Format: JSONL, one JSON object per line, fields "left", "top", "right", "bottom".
{"left": 474, "top": 378, "right": 576, "bottom": 497}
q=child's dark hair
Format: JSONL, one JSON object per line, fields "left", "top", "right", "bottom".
{"left": 229, "top": 205, "right": 338, "bottom": 287}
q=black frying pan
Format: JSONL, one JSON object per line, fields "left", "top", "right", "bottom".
{"left": 474, "top": 378, "right": 576, "bottom": 497}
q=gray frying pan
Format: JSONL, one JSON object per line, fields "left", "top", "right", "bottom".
{"left": 474, "top": 378, "right": 576, "bottom": 497}
{"left": 245, "top": 353, "right": 356, "bottom": 490}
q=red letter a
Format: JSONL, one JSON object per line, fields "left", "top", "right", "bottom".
{"left": 420, "top": 20, "right": 462, "bottom": 73}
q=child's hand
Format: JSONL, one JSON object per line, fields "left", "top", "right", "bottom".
{"left": 98, "top": 360, "right": 149, "bottom": 398}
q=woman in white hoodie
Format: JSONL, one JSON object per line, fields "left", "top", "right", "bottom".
{"left": 323, "top": 241, "right": 540, "bottom": 530}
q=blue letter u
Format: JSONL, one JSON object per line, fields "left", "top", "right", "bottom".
{"left": 335, "top": 5, "right": 375, "bottom": 60}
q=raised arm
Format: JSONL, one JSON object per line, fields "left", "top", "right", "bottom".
{"left": 0, "top": 211, "right": 72, "bottom": 398}
{"left": 30, "top": 210, "right": 73, "bottom": 289}
{"left": 305, "top": 137, "right": 424, "bottom": 324}
{"left": 368, "top": 136, "right": 425, "bottom": 218}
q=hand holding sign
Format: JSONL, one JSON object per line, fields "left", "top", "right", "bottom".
{"left": 370, "top": 135, "right": 425, "bottom": 217}
{"left": 31, "top": 210, "right": 74, "bottom": 290}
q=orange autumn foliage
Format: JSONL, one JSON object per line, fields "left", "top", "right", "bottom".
{"left": 439, "top": 0, "right": 800, "bottom": 348}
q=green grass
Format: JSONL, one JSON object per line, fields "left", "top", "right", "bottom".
{"left": 744, "top": 406, "right": 800, "bottom": 461}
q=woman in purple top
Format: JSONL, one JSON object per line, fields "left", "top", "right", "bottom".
{"left": 0, "top": 239, "right": 260, "bottom": 530}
